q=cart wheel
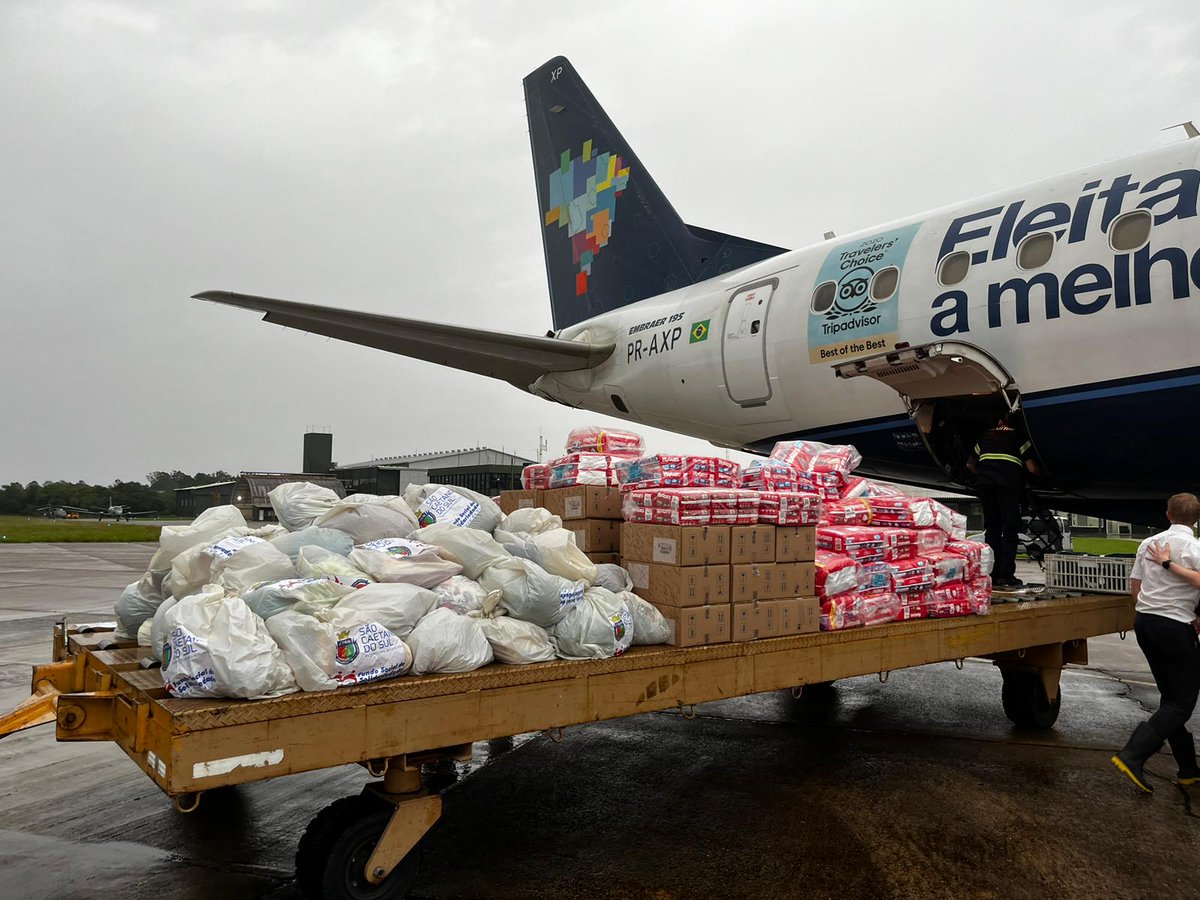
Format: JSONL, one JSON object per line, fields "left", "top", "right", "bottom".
{"left": 296, "top": 794, "right": 421, "bottom": 900}
{"left": 1001, "top": 669, "right": 1060, "bottom": 730}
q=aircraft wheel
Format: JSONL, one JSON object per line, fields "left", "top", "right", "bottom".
{"left": 296, "top": 794, "right": 421, "bottom": 900}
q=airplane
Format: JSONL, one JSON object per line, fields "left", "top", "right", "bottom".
{"left": 40, "top": 499, "right": 159, "bottom": 522}
{"left": 195, "top": 56, "right": 1200, "bottom": 527}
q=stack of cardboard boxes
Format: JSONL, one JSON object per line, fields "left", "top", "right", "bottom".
{"left": 499, "top": 486, "right": 622, "bottom": 565}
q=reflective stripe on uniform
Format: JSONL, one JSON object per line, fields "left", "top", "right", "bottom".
{"left": 1019, "top": 441, "right": 1032, "bottom": 454}
{"left": 978, "top": 453, "right": 1023, "bottom": 466}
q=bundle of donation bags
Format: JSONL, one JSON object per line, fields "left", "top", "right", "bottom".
{"left": 115, "top": 482, "right": 669, "bottom": 701}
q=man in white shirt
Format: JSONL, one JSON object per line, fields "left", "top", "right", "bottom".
{"left": 1111, "top": 493, "right": 1200, "bottom": 793}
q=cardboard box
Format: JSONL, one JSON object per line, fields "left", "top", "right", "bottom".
{"left": 731, "top": 563, "right": 781, "bottom": 601}
{"left": 776, "top": 526, "right": 816, "bottom": 562}
{"left": 652, "top": 602, "right": 730, "bottom": 647}
{"left": 625, "top": 561, "right": 729, "bottom": 607}
{"left": 732, "top": 525, "right": 777, "bottom": 563}
{"left": 568, "top": 518, "right": 621, "bottom": 553}
{"left": 621, "top": 523, "right": 730, "bottom": 566}
{"left": 541, "top": 486, "right": 623, "bottom": 520}
{"left": 586, "top": 552, "right": 621, "bottom": 566}
{"left": 779, "top": 597, "right": 820, "bottom": 635}
{"left": 498, "top": 490, "right": 540, "bottom": 514}
{"left": 732, "top": 600, "right": 778, "bottom": 641}
{"left": 776, "top": 562, "right": 815, "bottom": 599}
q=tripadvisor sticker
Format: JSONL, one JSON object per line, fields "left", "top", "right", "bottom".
{"left": 807, "top": 222, "right": 921, "bottom": 363}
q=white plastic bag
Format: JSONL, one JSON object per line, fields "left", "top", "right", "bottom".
{"left": 161, "top": 590, "right": 298, "bottom": 699}
{"left": 479, "top": 557, "right": 586, "bottom": 628}
{"left": 136, "top": 618, "right": 153, "bottom": 647}
{"left": 269, "top": 482, "right": 342, "bottom": 531}
{"left": 594, "top": 564, "right": 634, "bottom": 593}
{"left": 242, "top": 577, "right": 353, "bottom": 620}
{"left": 114, "top": 570, "right": 166, "bottom": 639}
{"left": 414, "top": 485, "right": 502, "bottom": 532}
{"left": 297, "top": 545, "right": 375, "bottom": 588}
{"left": 315, "top": 495, "right": 420, "bottom": 543}
{"left": 169, "top": 540, "right": 228, "bottom": 600}
{"left": 150, "top": 505, "right": 247, "bottom": 571}
{"left": 496, "top": 528, "right": 598, "bottom": 585}
{"left": 210, "top": 539, "right": 297, "bottom": 594}
{"left": 150, "top": 594, "right": 181, "bottom": 655}
{"left": 405, "top": 608, "right": 494, "bottom": 674}
{"left": 326, "top": 582, "right": 438, "bottom": 638}
{"left": 418, "top": 523, "right": 511, "bottom": 580}
{"left": 495, "top": 508, "right": 562, "bottom": 537}
{"left": 551, "top": 587, "right": 634, "bottom": 660}
{"left": 348, "top": 538, "right": 463, "bottom": 588}
{"left": 476, "top": 613, "right": 557, "bottom": 664}
{"left": 433, "top": 575, "right": 496, "bottom": 616}
{"left": 624, "top": 592, "right": 670, "bottom": 645}
{"left": 267, "top": 611, "right": 412, "bottom": 691}
{"left": 270, "top": 526, "right": 354, "bottom": 563}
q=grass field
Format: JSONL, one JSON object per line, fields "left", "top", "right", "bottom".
{"left": 1071, "top": 537, "right": 1141, "bottom": 556}
{"left": 0, "top": 515, "right": 164, "bottom": 543}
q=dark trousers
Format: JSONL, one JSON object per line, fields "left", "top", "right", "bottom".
{"left": 977, "top": 483, "right": 1020, "bottom": 581}
{"left": 1121, "top": 612, "right": 1200, "bottom": 771}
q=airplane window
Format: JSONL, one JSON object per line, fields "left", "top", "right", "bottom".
{"left": 1017, "top": 232, "right": 1054, "bottom": 270}
{"left": 937, "top": 251, "right": 970, "bottom": 286}
{"left": 811, "top": 280, "right": 836, "bottom": 313}
{"left": 1109, "top": 209, "right": 1152, "bottom": 252}
{"left": 870, "top": 266, "right": 899, "bottom": 301}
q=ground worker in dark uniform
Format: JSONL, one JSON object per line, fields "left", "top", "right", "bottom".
{"left": 967, "top": 414, "right": 1039, "bottom": 588}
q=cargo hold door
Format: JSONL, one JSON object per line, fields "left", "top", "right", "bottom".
{"left": 721, "top": 278, "right": 776, "bottom": 407}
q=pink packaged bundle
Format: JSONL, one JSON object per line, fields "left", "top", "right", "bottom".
{"left": 616, "top": 455, "right": 740, "bottom": 491}
{"left": 770, "top": 440, "right": 862, "bottom": 476}
{"left": 913, "top": 528, "right": 949, "bottom": 554}
{"left": 821, "top": 499, "right": 873, "bottom": 526}
{"left": 521, "top": 464, "right": 550, "bottom": 490}
{"left": 895, "top": 593, "right": 930, "bottom": 620}
{"left": 878, "top": 528, "right": 917, "bottom": 561}
{"left": 565, "top": 426, "right": 644, "bottom": 456}
{"left": 888, "top": 557, "right": 933, "bottom": 592}
{"left": 945, "top": 540, "right": 985, "bottom": 581}
{"left": 927, "top": 583, "right": 974, "bottom": 618}
{"left": 859, "top": 589, "right": 901, "bottom": 627}
{"left": 968, "top": 576, "right": 992, "bottom": 615}
{"left": 923, "top": 550, "right": 968, "bottom": 585}
{"left": 815, "top": 551, "right": 862, "bottom": 599}
{"left": 817, "top": 526, "right": 886, "bottom": 561}
{"left": 622, "top": 488, "right": 756, "bottom": 526}
{"left": 858, "top": 562, "right": 893, "bottom": 592}
{"left": 756, "top": 491, "right": 822, "bottom": 526}
{"left": 821, "top": 593, "right": 864, "bottom": 631}
{"left": 865, "top": 496, "right": 937, "bottom": 528}
{"left": 741, "top": 461, "right": 817, "bottom": 492}
{"left": 548, "top": 453, "right": 622, "bottom": 488}
{"left": 842, "top": 477, "right": 907, "bottom": 500}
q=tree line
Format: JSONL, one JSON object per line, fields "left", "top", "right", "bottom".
{"left": 0, "top": 471, "right": 233, "bottom": 516}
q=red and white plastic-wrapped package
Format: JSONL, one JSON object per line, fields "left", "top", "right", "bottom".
{"left": 741, "top": 461, "right": 817, "bottom": 493}
{"left": 858, "top": 562, "right": 893, "bottom": 592}
{"left": 913, "top": 528, "right": 949, "bottom": 555}
{"left": 928, "top": 501, "right": 967, "bottom": 538}
{"left": 878, "top": 528, "right": 917, "bottom": 561}
{"left": 889, "top": 557, "right": 933, "bottom": 592}
{"left": 521, "top": 464, "right": 550, "bottom": 491}
{"left": 757, "top": 491, "right": 822, "bottom": 526}
{"left": 968, "top": 576, "right": 992, "bottom": 615}
{"left": 815, "top": 551, "right": 862, "bottom": 599}
{"left": 770, "top": 440, "right": 862, "bottom": 477}
{"left": 949, "top": 511, "right": 968, "bottom": 540}
{"left": 622, "top": 489, "right": 757, "bottom": 526}
{"left": 859, "top": 589, "right": 901, "bottom": 627}
{"left": 565, "top": 426, "right": 644, "bottom": 456}
{"left": 818, "top": 526, "right": 886, "bottom": 561}
{"left": 616, "top": 455, "right": 740, "bottom": 491}
{"left": 548, "top": 453, "right": 623, "bottom": 488}
{"left": 926, "top": 583, "right": 974, "bottom": 618}
{"left": 810, "top": 472, "right": 845, "bottom": 500}
{"left": 895, "top": 599, "right": 928, "bottom": 621}
{"left": 945, "top": 540, "right": 985, "bottom": 581}
{"left": 842, "top": 477, "right": 907, "bottom": 500}
{"left": 977, "top": 542, "right": 994, "bottom": 576}
{"left": 821, "top": 499, "right": 873, "bottom": 526}
{"left": 821, "top": 593, "right": 864, "bottom": 631}
{"left": 865, "top": 496, "right": 937, "bottom": 528}
{"left": 923, "top": 550, "right": 968, "bottom": 585}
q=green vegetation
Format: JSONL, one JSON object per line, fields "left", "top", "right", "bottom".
{"left": 0, "top": 470, "right": 232, "bottom": 517}
{"left": 0, "top": 515, "right": 163, "bottom": 543}
{"left": 1072, "top": 537, "right": 1141, "bottom": 556}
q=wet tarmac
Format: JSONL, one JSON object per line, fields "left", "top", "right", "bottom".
{"left": 1, "top": 544, "right": 1198, "bottom": 899}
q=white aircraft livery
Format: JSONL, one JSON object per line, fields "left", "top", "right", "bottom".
{"left": 197, "top": 56, "right": 1200, "bottom": 525}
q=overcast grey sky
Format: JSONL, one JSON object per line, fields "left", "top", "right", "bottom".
{"left": 1, "top": 0, "right": 1196, "bottom": 485}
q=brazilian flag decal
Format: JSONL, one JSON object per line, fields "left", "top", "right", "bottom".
{"left": 689, "top": 319, "right": 710, "bottom": 343}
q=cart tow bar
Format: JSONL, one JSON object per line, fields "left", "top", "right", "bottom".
{"left": 0, "top": 660, "right": 77, "bottom": 740}
{"left": 362, "top": 756, "right": 444, "bottom": 885}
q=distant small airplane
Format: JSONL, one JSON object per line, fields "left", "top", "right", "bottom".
{"left": 39, "top": 499, "right": 158, "bottom": 522}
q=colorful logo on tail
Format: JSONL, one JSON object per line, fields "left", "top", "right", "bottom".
{"left": 544, "top": 140, "right": 631, "bottom": 297}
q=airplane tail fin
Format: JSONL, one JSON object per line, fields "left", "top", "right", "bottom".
{"left": 524, "top": 56, "right": 788, "bottom": 330}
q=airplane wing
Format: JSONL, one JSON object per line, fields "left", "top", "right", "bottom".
{"left": 193, "top": 291, "right": 616, "bottom": 390}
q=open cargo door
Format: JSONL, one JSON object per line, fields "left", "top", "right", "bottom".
{"left": 833, "top": 341, "right": 1036, "bottom": 482}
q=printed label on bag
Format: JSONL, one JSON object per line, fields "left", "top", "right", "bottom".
{"left": 204, "top": 535, "right": 264, "bottom": 560}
